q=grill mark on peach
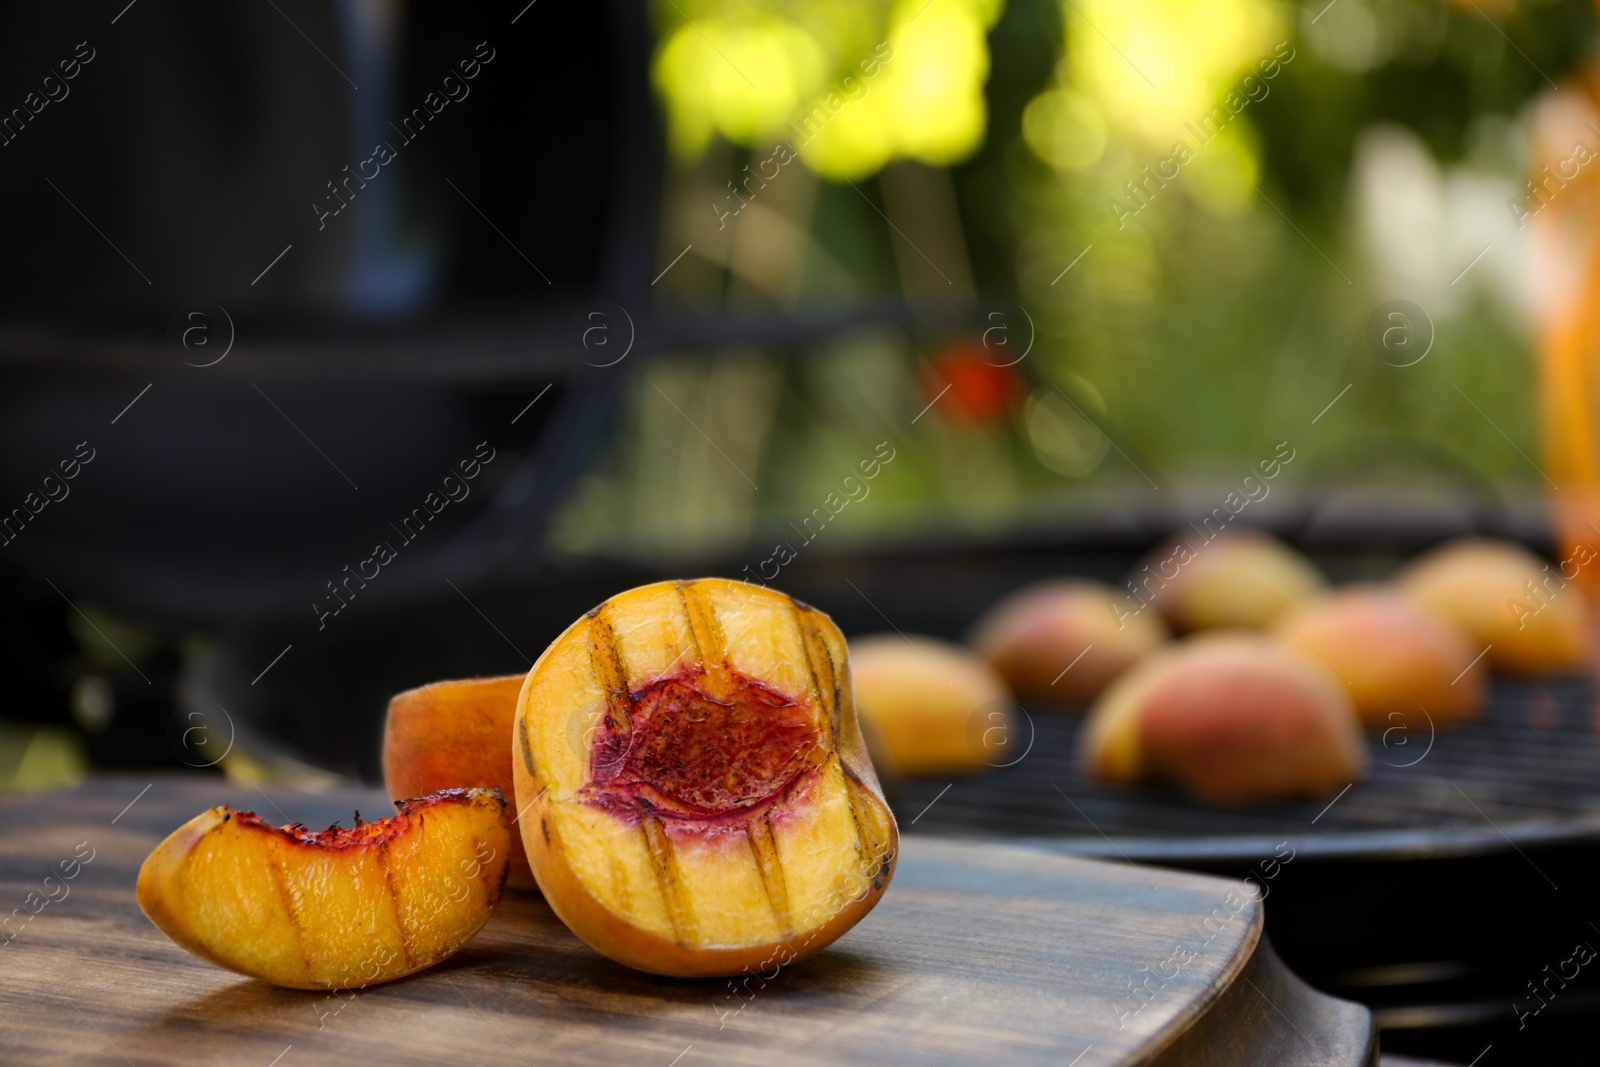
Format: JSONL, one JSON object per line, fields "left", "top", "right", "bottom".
{"left": 518, "top": 721, "right": 537, "bottom": 780}
{"left": 474, "top": 833, "right": 506, "bottom": 908}
{"left": 641, "top": 814, "right": 694, "bottom": 944}
{"left": 839, "top": 761, "right": 889, "bottom": 876}
{"left": 678, "top": 580, "right": 732, "bottom": 701}
{"left": 746, "top": 815, "right": 792, "bottom": 936}
{"left": 263, "top": 812, "right": 404, "bottom": 982}
{"left": 376, "top": 837, "right": 414, "bottom": 971}
{"left": 792, "top": 609, "right": 874, "bottom": 863}
{"left": 261, "top": 837, "right": 313, "bottom": 985}
{"left": 589, "top": 608, "right": 634, "bottom": 739}
{"left": 792, "top": 606, "right": 840, "bottom": 747}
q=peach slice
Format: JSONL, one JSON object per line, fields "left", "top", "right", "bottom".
{"left": 513, "top": 578, "right": 898, "bottom": 978}
{"left": 136, "top": 788, "right": 510, "bottom": 990}
{"left": 1397, "top": 538, "right": 1590, "bottom": 675}
{"left": 1135, "top": 529, "right": 1327, "bottom": 634}
{"left": 970, "top": 579, "right": 1168, "bottom": 704}
{"left": 849, "top": 634, "right": 1015, "bottom": 775}
{"left": 383, "top": 675, "right": 536, "bottom": 888}
{"left": 1275, "top": 586, "right": 1487, "bottom": 726}
{"left": 1081, "top": 635, "right": 1367, "bottom": 801}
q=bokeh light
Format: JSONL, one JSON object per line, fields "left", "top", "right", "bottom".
{"left": 652, "top": 0, "right": 1005, "bottom": 178}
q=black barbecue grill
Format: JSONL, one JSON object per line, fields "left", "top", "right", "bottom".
{"left": 873, "top": 568, "right": 1600, "bottom": 1065}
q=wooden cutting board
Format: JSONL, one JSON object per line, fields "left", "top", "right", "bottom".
{"left": 0, "top": 777, "right": 1376, "bottom": 1066}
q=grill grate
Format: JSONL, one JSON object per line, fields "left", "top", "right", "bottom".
{"left": 894, "top": 678, "right": 1600, "bottom": 857}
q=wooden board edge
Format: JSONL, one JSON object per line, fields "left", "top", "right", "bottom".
{"left": 1147, "top": 935, "right": 1378, "bottom": 1067}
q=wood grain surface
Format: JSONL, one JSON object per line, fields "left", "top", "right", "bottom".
{"left": 0, "top": 776, "right": 1376, "bottom": 1066}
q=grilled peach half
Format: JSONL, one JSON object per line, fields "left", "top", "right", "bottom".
{"left": 1138, "top": 529, "right": 1327, "bottom": 634}
{"left": 136, "top": 788, "right": 510, "bottom": 989}
{"left": 1275, "top": 586, "right": 1487, "bottom": 726}
{"left": 383, "top": 675, "right": 535, "bottom": 887}
{"left": 514, "top": 578, "right": 898, "bottom": 978}
{"left": 970, "top": 579, "right": 1168, "bottom": 704}
{"left": 849, "top": 634, "right": 1015, "bottom": 775}
{"left": 1081, "top": 635, "right": 1366, "bottom": 801}
{"left": 1398, "top": 538, "right": 1590, "bottom": 675}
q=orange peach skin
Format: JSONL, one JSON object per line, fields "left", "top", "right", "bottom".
{"left": 383, "top": 675, "right": 535, "bottom": 888}
{"left": 849, "top": 634, "right": 1014, "bottom": 775}
{"left": 1398, "top": 539, "right": 1590, "bottom": 675}
{"left": 1276, "top": 587, "right": 1487, "bottom": 726}
{"left": 514, "top": 578, "right": 898, "bottom": 978}
{"left": 1082, "top": 635, "right": 1367, "bottom": 801}
{"left": 136, "top": 788, "right": 510, "bottom": 989}
{"left": 970, "top": 580, "right": 1168, "bottom": 704}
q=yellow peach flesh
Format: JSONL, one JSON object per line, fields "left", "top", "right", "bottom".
{"left": 136, "top": 788, "right": 510, "bottom": 989}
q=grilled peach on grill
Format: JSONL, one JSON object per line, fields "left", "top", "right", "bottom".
{"left": 1275, "top": 586, "right": 1487, "bottom": 726}
{"left": 1398, "top": 539, "right": 1590, "bottom": 675}
{"left": 1135, "top": 530, "right": 1327, "bottom": 634}
{"left": 1081, "top": 634, "right": 1366, "bottom": 801}
{"left": 849, "top": 634, "right": 1016, "bottom": 775}
{"left": 970, "top": 579, "right": 1168, "bottom": 704}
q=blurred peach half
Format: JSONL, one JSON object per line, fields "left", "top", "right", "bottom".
{"left": 1081, "top": 634, "right": 1366, "bottom": 802}
{"left": 1398, "top": 539, "right": 1590, "bottom": 675}
{"left": 1132, "top": 529, "right": 1327, "bottom": 634}
{"left": 850, "top": 634, "right": 1017, "bottom": 775}
{"left": 1275, "top": 586, "right": 1487, "bottom": 727}
{"left": 969, "top": 579, "right": 1168, "bottom": 705}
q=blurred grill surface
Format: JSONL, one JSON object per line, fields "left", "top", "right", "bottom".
{"left": 891, "top": 674, "right": 1600, "bottom": 1064}
{"left": 895, "top": 678, "right": 1600, "bottom": 852}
